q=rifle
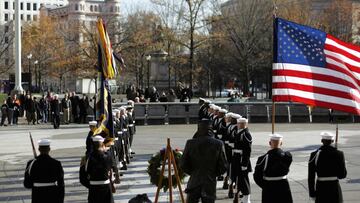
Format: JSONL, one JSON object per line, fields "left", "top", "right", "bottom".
{"left": 29, "top": 132, "right": 37, "bottom": 158}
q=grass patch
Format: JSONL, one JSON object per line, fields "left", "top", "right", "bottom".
{"left": 0, "top": 93, "right": 7, "bottom": 104}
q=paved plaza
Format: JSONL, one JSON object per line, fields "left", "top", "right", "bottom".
{"left": 0, "top": 123, "right": 360, "bottom": 202}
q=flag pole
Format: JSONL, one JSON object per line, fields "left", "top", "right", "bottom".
{"left": 335, "top": 123, "right": 339, "bottom": 148}
{"left": 272, "top": 102, "right": 275, "bottom": 134}
{"left": 272, "top": 3, "right": 277, "bottom": 134}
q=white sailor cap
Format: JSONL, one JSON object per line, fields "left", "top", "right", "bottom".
{"left": 209, "top": 104, "right": 215, "bottom": 109}
{"left": 213, "top": 106, "right": 220, "bottom": 111}
{"left": 92, "top": 135, "right": 104, "bottom": 142}
{"left": 89, "top": 121, "right": 97, "bottom": 126}
{"left": 269, "top": 133, "right": 283, "bottom": 141}
{"left": 199, "top": 97, "right": 206, "bottom": 102}
{"left": 225, "top": 112, "right": 233, "bottom": 118}
{"left": 127, "top": 100, "right": 135, "bottom": 106}
{"left": 321, "top": 131, "right": 335, "bottom": 140}
{"left": 113, "top": 109, "right": 120, "bottom": 113}
{"left": 219, "top": 108, "right": 228, "bottom": 114}
{"left": 237, "top": 117, "right": 248, "bottom": 123}
{"left": 118, "top": 107, "right": 126, "bottom": 112}
{"left": 204, "top": 100, "right": 212, "bottom": 104}
{"left": 231, "top": 113, "right": 241, "bottom": 119}
{"left": 38, "top": 139, "right": 51, "bottom": 146}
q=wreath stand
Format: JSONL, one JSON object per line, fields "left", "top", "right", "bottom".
{"left": 154, "top": 138, "right": 186, "bottom": 203}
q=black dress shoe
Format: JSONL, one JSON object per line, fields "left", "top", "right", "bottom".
{"left": 131, "top": 151, "right": 136, "bottom": 155}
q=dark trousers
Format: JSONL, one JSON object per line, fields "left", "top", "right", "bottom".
{"left": 186, "top": 187, "right": 215, "bottom": 203}
{"left": 236, "top": 173, "right": 251, "bottom": 195}
{"left": 7, "top": 108, "right": 13, "bottom": 124}
{"left": 1, "top": 113, "right": 7, "bottom": 125}
{"left": 88, "top": 184, "right": 114, "bottom": 203}
{"left": 53, "top": 113, "right": 60, "bottom": 129}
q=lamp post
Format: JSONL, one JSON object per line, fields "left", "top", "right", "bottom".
{"left": 27, "top": 53, "right": 32, "bottom": 91}
{"left": 146, "top": 55, "right": 151, "bottom": 89}
{"left": 34, "top": 60, "right": 38, "bottom": 91}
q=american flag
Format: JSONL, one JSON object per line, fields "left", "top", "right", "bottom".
{"left": 273, "top": 18, "right": 360, "bottom": 115}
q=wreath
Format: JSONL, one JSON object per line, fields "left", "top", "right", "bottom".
{"left": 147, "top": 148, "right": 186, "bottom": 192}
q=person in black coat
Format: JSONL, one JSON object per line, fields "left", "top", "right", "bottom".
{"left": 50, "top": 95, "right": 60, "bottom": 129}
{"left": 308, "top": 132, "right": 347, "bottom": 203}
{"left": 231, "top": 118, "right": 252, "bottom": 203}
{"left": 79, "top": 94, "right": 89, "bottom": 124}
{"left": 70, "top": 92, "right": 79, "bottom": 123}
{"left": 1, "top": 100, "right": 8, "bottom": 126}
{"left": 85, "top": 135, "right": 114, "bottom": 203}
{"left": 86, "top": 121, "right": 98, "bottom": 157}
{"left": 181, "top": 119, "right": 228, "bottom": 203}
{"left": 24, "top": 139, "right": 64, "bottom": 203}
{"left": 254, "top": 133, "right": 293, "bottom": 203}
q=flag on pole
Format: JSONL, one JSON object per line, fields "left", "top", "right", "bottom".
{"left": 96, "top": 18, "right": 118, "bottom": 79}
{"left": 93, "top": 75, "right": 114, "bottom": 138}
{"left": 273, "top": 18, "right": 360, "bottom": 115}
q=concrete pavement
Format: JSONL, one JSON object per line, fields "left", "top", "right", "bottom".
{"left": 0, "top": 123, "right": 360, "bottom": 202}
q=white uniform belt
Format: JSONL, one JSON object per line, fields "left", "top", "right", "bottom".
{"left": 228, "top": 143, "right": 234, "bottom": 148}
{"left": 133, "top": 121, "right": 136, "bottom": 124}
{"left": 117, "top": 132, "right": 123, "bottom": 135}
{"left": 115, "top": 138, "right": 119, "bottom": 140}
{"left": 123, "top": 129, "right": 128, "bottom": 132}
{"left": 232, "top": 149, "right": 243, "bottom": 154}
{"left": 90, "top": 179, "right": 110, "bottom": 185}
{"left": 129, "top": 124, "right": 134, "bottom": 127}
{"left": 213, "top": 130, "right": 217, "bottom": 133}
{"left": 225, "top": 141, "right": 230, "bottom": 144}
{"left": 263, "top": 176, "right": 287, "bottom": 181}
{"left": 33, "top": 182, "right": 57, "bottom": 187}
{"left": 317, "top": 177, "right": 338, "bottom": 181}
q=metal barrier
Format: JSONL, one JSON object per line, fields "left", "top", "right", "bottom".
{"left": 110, "top": 102, "right": 358, "bottom": 125}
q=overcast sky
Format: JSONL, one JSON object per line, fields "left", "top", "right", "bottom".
{"left": 120, "top": 0, "right": 153, "bottom": 15}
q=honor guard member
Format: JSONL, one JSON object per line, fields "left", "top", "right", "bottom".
{"left": 24, "top": 139, "right": 65, "bottom": 203}
{"left": 181, "top": 119, "right": 228, "bottom": 203}
{"left": 119, "top": 107, "right": 131, "bottom": 165}
{"left": 222, "top": 112, "right": 233, "bottom": 190}
{"left": 308, "top": 132, "right": 347, "bottom": 203}
{"left": 232, "top": 118, "right": 252, "bottom": 203}
{"left": 254, "top": 134, "right": 293, "bottom": 203}
{"left": 211, "top": 106, "right": 221, "bottom": 137}
{"left": 104, "top": 138, "right": 121, "bottom": 184}
{"left": 126, "top": 105, "right": 136, "bottom": 155}
{"left": 208, "top": 104, "right": 216, "bottom": 121}
{"left": 216, "top": 108, "right": 228, "bottom": 140}
{"left": 227, "top": 113, "right": 241, "bottom": 198}
{"left": 127, "top": 100, "right": 136, "bottom": 142}
{"left": 86, "top": 121, "right": 98, "bottom": 157}
{"left": 198, "top": 98, "right": 210, "bottom": 120}
{"left": 86, "top": 135, "right": 114, "bottom": 203}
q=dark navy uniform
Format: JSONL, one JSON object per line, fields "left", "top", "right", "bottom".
{"left": 86, "top": 150, "right": 114, "bottom": 203}
{"left": 231, "top": 128, "right": 252, "bottom": 196}
{"left": 198, "top": 103, "right": 209, "bottom": 120}
{"left": 181, "top": 131, "right": 228, "bottom": 203}
{"left": 127, "top": 111, "right": 135, "bottom": 147}
{"left": 24, "top": 154, "right": 65, "bottom": 203}
{"left": 308, "top": 145, "right": 347, "bottom": 203}
{"left": 254, "top": 148, "right": 293, "bottom": 203}
{"left": 85, "top": 130, "right": 95, "bottom": 157}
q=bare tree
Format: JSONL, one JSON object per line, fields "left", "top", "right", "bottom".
{"left": 0, "top": 22, "right": 15, "bottom": 75}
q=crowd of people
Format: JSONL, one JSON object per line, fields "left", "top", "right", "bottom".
{"left": 179, "top": 98, "right": 348, "bottom": 203}
{"left": 0, "top": 91, "right": 90, "bottom": 127}
{"left": 126, "top": 84, "right": 193, "bottom": 103}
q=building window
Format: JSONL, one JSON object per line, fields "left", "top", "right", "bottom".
{"left": 33, "top": 3, "right": 37, "bottom": 11}
{"left": 5, "top": 58, "right": 9, "bottom": 66}
{"left": 4, "top": 13, "right": 9, "bottom": 22}
{"left": 5, "top": 1, "right": 9, "bottom": 10}
{"left": 33, "top": 15, "right": 37, "bottom": 21}
{"left": 20, "top": 2, "right": 23, "bottom": 10}
{"left": 13, "top": 2, "right": 14, "bottom": 10}
{"left": 27, "top": 14, "right": 31, "bottom": 21}
{"left": 75, "top": 4, "right": 78, "bottom": 11}
{"left": 27, "top": 3, "right": 31, "bottom": 10}
{"left": 5, "top": 36, "right": 9, "bottom": 44}
{"left": 4, "top": 25, "right": 9, "bottom": 33}
{"left": 94, "top": 6, "right": 97, "bottom": 12}
{"left": 90, "top": 5, "right": 93, "bottom": 12}
{"left": 21, "top": 14, "right": 23, "bottom": 20}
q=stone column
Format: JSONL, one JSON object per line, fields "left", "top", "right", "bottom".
{"left": 13, "top": 0, "right": 23, "bottom": 93}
